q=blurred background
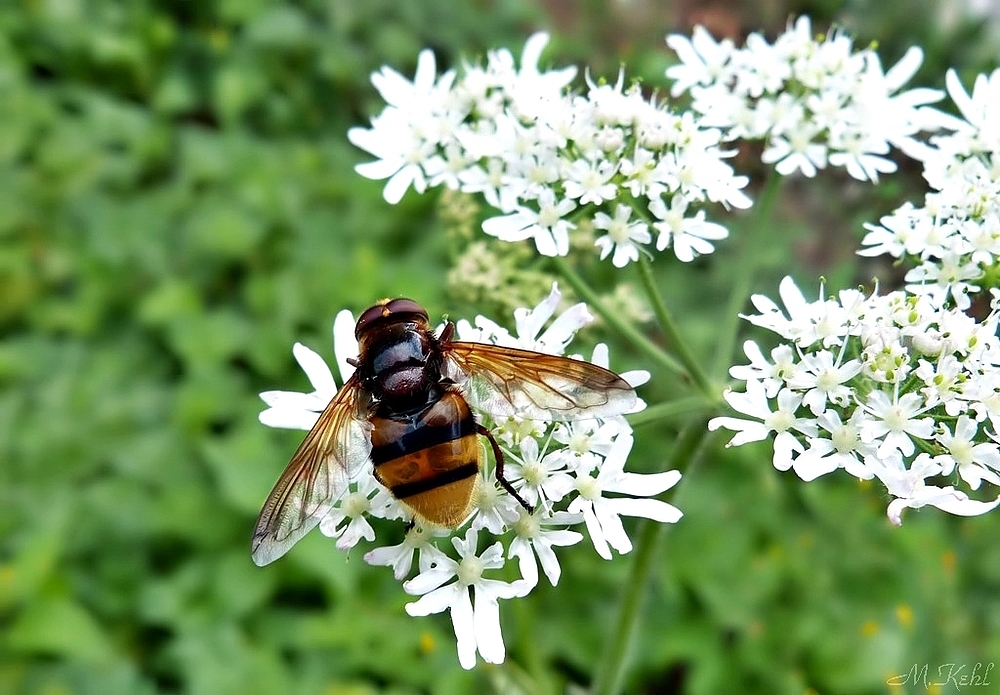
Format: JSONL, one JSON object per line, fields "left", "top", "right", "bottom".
{"left": 2, "top": 1, "right": 1000, "bottom": 693}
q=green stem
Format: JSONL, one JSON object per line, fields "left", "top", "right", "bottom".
{"left": 626, "top": 394, "right": 714, "bottom": 428}
{"left": 551, "top": 256, "right": 688, "bottom": 379}
{"left": 711, "top": 172, "right": 783, "bottom": 379}
{"left": 591, "top": 521, "right": 660, "bottom": 695}
{"left": 513, "top": 593, "right": 555, "bottom": 695}
{"left": 636, "top": 256, "right": 715, "bottom": 399}
{"left": 590, "top": 420, "right": 711, "bottom": 695}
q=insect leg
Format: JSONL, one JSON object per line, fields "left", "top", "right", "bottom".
{"left": 476, "top": 424, "right": 534, "bottom": 514}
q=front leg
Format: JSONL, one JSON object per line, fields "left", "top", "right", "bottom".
{"left": 477, "top": 423, "right": 534, "bottom": 514}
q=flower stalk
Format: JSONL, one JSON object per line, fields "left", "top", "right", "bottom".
{"left": 626, "top": 394, "right": 715, "bottom": 427}
{"left": 552, "top": 256, "right": 688, "bottom": 380}
{"left": 590, "top": 420, "right": 710, "bottom": 695}
{"left": 712, "top": 171, "right": 784, "bottom": 380}
{"left": 636, "top": 256, "right": 716, "bottom": 399}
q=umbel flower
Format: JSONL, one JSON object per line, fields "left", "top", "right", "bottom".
{"left": 710, "top": 276, "right": 1000, "bottom": 525}
{"left": 860, "top": 68, "right": 1000, "bottom": 309}
{"left": 666, "top": 16, "right": 946, "bottom": 181}
{"left": 348, "top": 33, "right": 750, "bottom": 265}
{"left": 258, "top": 285, "right": 682, "bottom": 669}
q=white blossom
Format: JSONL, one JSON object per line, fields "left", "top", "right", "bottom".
{"left": 403, "top": 529, "right": 525, "bottom": 669}
{"left": 350, "top": 32, "right": 747, "bottom": 266}
{"left": 714, "top": 276, "right": 1000, "bottom": 524}
{"left": 258, "top": 290, "right": 678, "bottom": 669}
{"left": 667, "top": 17, "right": 945, "bottom": 182}
{"left": 859, "top": 68, "right": 1000, "bottom": 308}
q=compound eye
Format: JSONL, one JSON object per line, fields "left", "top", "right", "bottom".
{"left": 354, "top": 298, "right": 429, "bottom": 339}
{"left": 384, "top": 298, "right": 428, "bottom": 322}
{"left": 355, "top": 302, "right": 388, "bottom": 340}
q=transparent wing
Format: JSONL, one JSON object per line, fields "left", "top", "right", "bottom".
{"left": 442, "top": 341, "right": 636, "bottom": 422}
{"left": 251, "top": 375, "right": 372, "bottom": 566}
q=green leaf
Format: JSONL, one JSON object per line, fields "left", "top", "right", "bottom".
{"left": 5, "top": 595, "right": 117, "bottom": 666}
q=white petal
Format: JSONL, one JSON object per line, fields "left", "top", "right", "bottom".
{"left": 383, "top": 166, "right": 418, "bottom": 204}
{"left": 404, "top": 567, "right": 458, "bottom": 596}
{"left": 482, "top": 212, "right": 534, "bottom": 241}
{"left": 607, "top": 470, "right": 681, "bottom": 496}
{"left": 931, "top": 491, "right": 1000, "bottom": 517}
{"left": 516, "top": 283, "right": 560, "bottom": 342}
{"left": 886, "top": 498, "right": 908, "bottom": 526}
{"left": 293, "top": 343, "right": 337, "bottom": 397}
{"left": 543, "top": 529, "right": 584, "bottom": 547}
{"left": 478, "top": 577, "right": 528, "bottom": 600}
{"left": 773, "top": 431, "right": 802, "bottom": 471}
{"left": 472, "top": 589, "right": 505, "bottom": 665}
{"left": 606, "top": 497, "right": 683, "bottom": 523}
{"left": 354, "top": 157, "right": 403, "bottom": 180}
{"left": 335, "top": 516, "right": 375, "bottom": 550}
{"left": 590, "top": 343, "right": 610, "bottom": 368}
{"left": 533, "top": 229, "right": 560, "bottom": 257}
{"left": 594, "top": 502, "right": 632, "bottom": 554}
{"left": 573, "top": 502, "right": 611, "bottom": 560}
{"left": 945, "top": 69, "right": 975, "bottom": 124}
{"left": 258, "top": 389, "right": 326, "bottom": 411}
{"left": 333, "top": 310, "right": 359, "bottom": 383}
{"left": 707, "top": 417, "right": 770, "bottom": 446}
{"left": 413, "top": 49, "right": 437, "bottom": 92}
{"left": 621, "top": 369, "right": 650, "bottom": 387}
{"left": 791, "top": 449, "right": 841, "bottom": 482}
{"left": 405, "top": 582, "right": 461, "bottom": 616}
{"left": 450, "top": 588, "right": 478, "bottom": 670}
{"left": 509, "top": 539, "right": 539, "bottom": 591}
{"left": 884, "top": 46, "right": 923, "bottom": 91}
{"left": 258, "top": 406, "right": 319, "bottom": 431}
{"left": 520, "top": 32, "right": 550, "bottom": 72}
{"left": 535, "top": 540, "right": 564, "bottom": 586}
{"left": 364, "top": 544, "right": 413, "bottom": 580}
{"left": 777, "top": 276, "right": 809, "bottom": 318}
{"left": 539, "top": 302, "right": 593, "bottom": 351}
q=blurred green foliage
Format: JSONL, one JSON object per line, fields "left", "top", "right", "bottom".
{"left": 2, "top": 1, "right": 1000, "bottom": 694}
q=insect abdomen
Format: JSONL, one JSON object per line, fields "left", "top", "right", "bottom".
{"left": 370, "top": 390, "right": 480, "bottom": 527}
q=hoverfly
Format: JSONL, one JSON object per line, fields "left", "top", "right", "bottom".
{"left": 251, "top": 298, "right": 637, "bottom": 566}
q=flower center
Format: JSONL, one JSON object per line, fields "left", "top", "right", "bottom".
{"left": 764, "top": 409, "right": 795, "bottom": 433}
{"left": 816, "top": 367, "right": 841, "bottom": 392}
{"left": 513, "top": 512, "right": 540, "bottom": 539}
{"left": 538, "top": 203, "right": 561, "bottom": 229}
{"left": 475, "top": 479, "right": 501, "bottom": 510}
{"left": 404, "top": 524, "right": 428, "bottom": 547}
{"left": 660, "top": 206, "right": 683, "bottom": 233}
{"left": 882, "top": 405, "right": 909, "bottom": 432}
{"left": 949, "top": 439, "right": 974, "bottom": 466}
{"left": 831, "top": 424, "right": 859, "bottom": 453}
{"left": 609, "top": 218, "right": 632, "bottom": 243}
{"left": 575, "top": 473, "right": 601, "bottom": 501}
{"left": 522, "top": 460, "right": 546, "bottom": 487}
{"left": 569, "top": 432, "right": 592, "bottom": 455}
{"left": 581, "top": 169, "right": 604, "bottom": 192}
{"left": 457, "top": 555, "right": 484, "bottom": 586}
{"left": 342, "top": 491, "right": 370, "bottom": 518}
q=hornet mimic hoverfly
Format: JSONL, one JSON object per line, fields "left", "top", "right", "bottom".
{"left": 251, "top": 298, "right": 637, "bottom": 566}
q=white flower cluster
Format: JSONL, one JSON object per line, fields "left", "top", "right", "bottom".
{"left": 348, "top": 34, "right": 751, "bottom": 266}
{"left": 860, "top": 69, "right": 1000, "bottom": 309}
{"left": 666, "top": 16, "right": 945, "bottom": 181}
{"left": 710, "top": 276, "right": 1000, "bottom": 525}
{"left": 258, "top": 285, "right": 681, "bottom": 669}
